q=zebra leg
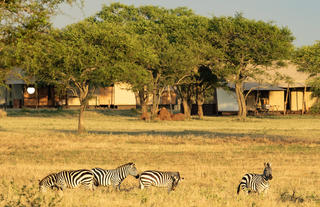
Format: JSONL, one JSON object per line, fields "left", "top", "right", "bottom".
{"left": 116, "top": 184, "right": 121, "bottom": 191}
{"left": 84, "top": 182, "right": 95, "bottom": 191}
{"left": 139, "top": 182, "right": 145, "bottom": 190}
{"left": 111, "top": 182, "right": 121, "bottom": 191}
{"left": 168, "top": 180, "right": 176, "bottom": 193}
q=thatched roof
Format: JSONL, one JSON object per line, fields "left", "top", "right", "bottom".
{"left": 243, "top": 63, "right": 311, "bottom": 89}
{"left": 269, "top": 63, "right": 310, "bottom": 88}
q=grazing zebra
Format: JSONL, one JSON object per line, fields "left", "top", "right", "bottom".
{"left": 139, "top": 170, "right": 182, "bottom": 192}
{"left": 55, "top": 169, "right": 95, "bottom": 191}
{"left": 39, "top": 173, "right": 61, "bottom": 192}
{"left": 237, "top": 162, "right": 273, "bottom": 194}
{"left": 91, "top": 162, "right": 139, "bottom": 190}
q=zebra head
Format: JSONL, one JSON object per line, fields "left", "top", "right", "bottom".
{"left": 171, "top": 172, "right": 181, "bottom": 191}
{"left": 39, "top": 173, "right": 57, "bottom": 192}
{"left": 126, "top": 163, "right": 139, "bottom": 178}
{"left": 263, "top": 162, "right": 272, "bottom": 180}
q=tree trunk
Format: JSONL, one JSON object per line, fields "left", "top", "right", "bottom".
{"left": 284, "top": 86, "right": 289, "bottom": 115}
{"left": 302, "top": 85, "right": 307, "bottom": 115}
{"left": 150, "top": 73, "right": 160, "bottom": 120}
{"left": 77, "top": 82, "right": 90, "bottom": 134}
{"left": 196, "top": 86, "right": 204, "bottom": 119}
{"left": 138, "top": 87, "right": 149, "bottom": 114}
{"left": 182, "top": 98, "right": 191, "bottom": 120}
{"left": 151, "top": 87, "right": 159, "bottom": 119}
{"left": 78, "top": 103, "right": 86, "bottom": 133}
{"left": 4, "top": 87, "right": 7, "bottom": 111}
{"left": 35, "top": 86, "right": 39, "bottom": 109}
{"left": 235, "top": 82, "right": 246, "bottom": 120}
{"left": 176, "top": 85, "right": 194, "bottom": 120}
{"left": 197, "top": 98, "right": 204, "bottom": 119}
{"left": 168, "top": 86, "right": 173, "bottom": 114}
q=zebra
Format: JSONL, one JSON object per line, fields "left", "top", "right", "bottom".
{"left": 54, "top": 169, "right": 95, "bottom": 191}
{"left": 91, "top": 162, "right": 139, "bottom": 191}
{"left": 237, "top": 162, "right": 272, "bottom": 194}
{"left": 139, "top": 170, "right": 182, "bottom": 192}
{"left": 39, "top": 173, "right": 61, "bottom": 192}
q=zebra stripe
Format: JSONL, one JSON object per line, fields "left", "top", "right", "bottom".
{"left": 237, "top": 162, "right": 272, "bottom": 194}
{"left": 139, "top": 170, "right": 181, "bottom": 192}
{"left": 55, "top": 169, "right": 95, "bottom": 191}
{"left": 91, "top": 162, "right": 139, "bottom": 190}
{"left": 39, "top": 173, "right": 61, "bottom": 192}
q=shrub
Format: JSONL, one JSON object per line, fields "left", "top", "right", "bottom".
{"left": 310, "top": 102, "right": 320, "bottom": 114}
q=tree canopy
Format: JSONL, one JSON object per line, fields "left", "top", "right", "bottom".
{"left": 292, "top": 41, "right": 320, "bottom": 97}
{"left": 16, "top": 20, "right": 139, "bottom": 133}
{"left": 2, "top": 2, "right": 301, "bottom": 131}
{"left": 208, "top": 13, "right": 295, "bottom": 119}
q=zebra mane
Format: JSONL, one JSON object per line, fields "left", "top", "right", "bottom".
{"left": 116, "top": 162, "right": 134, "bottom": 169}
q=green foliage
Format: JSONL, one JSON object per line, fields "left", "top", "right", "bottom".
{"left": 310, "top": 102, "right": 320, "bottom": 114}
{"left": 208, "top": 14, "right": 295, "bottom": 118}
{"left": 293, "top": 41, "right": 320, "bottom": 75}
{"left": 293, "top": 41, "right": 320, "bottom": 97}
{"left": 209, "top": 14, "right": 294, "bottom": 79}
{"left": 0, "top": 0, "right": 82, "bottom": 85}
{"left": 17, "top": 20, "right": 136, "bottom": 87}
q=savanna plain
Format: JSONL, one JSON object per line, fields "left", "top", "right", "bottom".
{"left": 0, "top": 109, "right": 319, "bottom": 207}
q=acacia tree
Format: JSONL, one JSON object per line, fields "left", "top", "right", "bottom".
{"left": 194, "top": 66, "right": 223, "bottom": 119}
{"left": 209, "top": 14, "right": 294, "bottom": 119}
{"left": 93, "top": 4, "right": 197, "bottom": 119}
{"left": 0, "top": 0, "right": 81, "bottom": 85}
{"left": 168, "top": 14, "right": 222, "bottom": 119}
{"left": 292, "top": 41, "right": 320, "bottom": 98}
{"left": 17, "top": 20, "right": 137, "bottom": 133}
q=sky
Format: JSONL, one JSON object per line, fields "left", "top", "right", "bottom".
{"left": 52, "top": 0, "right": 320, "bottom": 47}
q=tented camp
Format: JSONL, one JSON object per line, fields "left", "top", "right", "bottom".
{"left": 0, "top": 70, "right": 137, "bottom": 109}
{"left": 216, "top": 64, "right": 319, "bottom": 114}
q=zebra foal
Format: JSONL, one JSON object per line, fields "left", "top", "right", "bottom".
{"left": 237, "top": 162, "right": 272, "bottom": 194}
{"left": 39, "top": 169, "right": 95, "bottom": 192}
{"left": 91, "top": 162, "right": 139, "bottom": 191}
{"left": 139, "top": 170, "right": 182, "bottom": 192}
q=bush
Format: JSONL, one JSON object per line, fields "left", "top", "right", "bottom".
{"left": 310, "top": 102, "right": 320, "bottom": 114}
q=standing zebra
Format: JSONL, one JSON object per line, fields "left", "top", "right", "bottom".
{"left": 139, "top": 170, "right": 182, "bottom": 192}
{"left": 237, "top": 162, "right": 272, "bottom": 194}
{"left": 39, "top": 173, "right": 61, "bottom": 192}
{"left": 55, "top": 169, "right": 95, "bottom": 191}
{"left": 91, "top": 162, "right": 139, "bottom": 190}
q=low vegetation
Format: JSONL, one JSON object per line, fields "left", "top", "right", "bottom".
{"left": 0, "top": 109, "right": 319, "bottom": 206}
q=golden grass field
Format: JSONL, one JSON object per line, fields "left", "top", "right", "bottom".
{"left": 0, "top": 109, "right": 319, "bottom": 207}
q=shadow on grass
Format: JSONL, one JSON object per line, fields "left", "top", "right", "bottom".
{"left": 249, "top": 114, "right": 320, "bottom": 120}
{"left": 6, "top": 108, "right": 79, "bottom": 117}
{"left": 52, "top": 129, "right": 308, "bottom": 144}
{"left": 92, "top": 108, "right": 139, "bottom": 117}
{"left": 6, "top": 108, "right": 140, "bottom": 118}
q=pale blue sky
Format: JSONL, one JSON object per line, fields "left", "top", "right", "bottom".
{"left": 52, "top": 0, "right": 320, "bottom": 47}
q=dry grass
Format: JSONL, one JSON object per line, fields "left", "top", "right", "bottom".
{"left": 0, "top": 109, "right": 319, "bottom": 206}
